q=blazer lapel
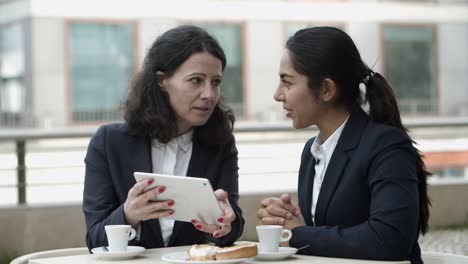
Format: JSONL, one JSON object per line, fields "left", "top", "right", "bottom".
{"left": 313, "top": 148, "right": 349, "bottom": 225}
{"left": 314, "top": 109, "right": 368, "bottom": 226}
{"left": 301, "top": 155, "right": 316, "bottom": 226}
{"left": 127, "top": 134, "right": 165, "bottom": 248}
{"left": 129, "top": 135, "right": 152, "bottom": 176}
{"left": 186, "top": 141, "right": 211, "bottom": 179}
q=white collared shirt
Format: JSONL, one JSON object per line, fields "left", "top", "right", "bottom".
{"left": 151, "top": 130, "right": 193, "bottom": 246}
{"left": 310, "top": 117, "right": 349, "bottom": 222}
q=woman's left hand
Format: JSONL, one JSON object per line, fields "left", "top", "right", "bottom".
{"left": 283, "top": 209, "right": 306, "bottom": 231}
{"left": 191, "top": 189, "right": 235, "bottom": 238}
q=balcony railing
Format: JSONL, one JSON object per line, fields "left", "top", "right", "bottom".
{"left": 0, "top": 111, "right": 25, "bottom": 128}
{"left": 5, "top": 103, "right": 246, "bottom": 126}
{"left": 398, "top": 99, "right": 436, "bottom": 115}
{"left": 72, "top": 110, "right": 121, "bottom": 122}
{"left": 1, "top": 117, "right": 468, "bottom": 205}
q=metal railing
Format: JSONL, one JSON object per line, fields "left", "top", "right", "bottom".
{"left": 1, "top": 117, "right": 468, "bottom": 205}
{"left": 0, "top": 111, "right": 27, "bottom": 128}
{"left": 72, "top": 110, "right": 123, "bottom": 122}
{"left": 398, "top": 99, "right": 436, "bottom": 115}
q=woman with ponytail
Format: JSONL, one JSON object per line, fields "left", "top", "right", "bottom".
{"left": 257, "top": 27, "right": 430, "bottom": 264}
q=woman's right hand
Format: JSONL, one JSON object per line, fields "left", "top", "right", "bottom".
{"left": 123, "top": 178, "right": 174, "bottom": 226}
{"left": 257, "top": 194, "right": 300, "bottom": 225}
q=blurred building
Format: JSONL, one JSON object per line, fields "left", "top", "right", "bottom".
{"left": 0, "top": 0, "right": 467, "bottom": 128}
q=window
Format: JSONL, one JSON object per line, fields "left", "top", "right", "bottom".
{"left": 383, "top": 26, "right": 436, "bottom": 115}
{"left": 0, "top": 22, "right": 26, "bottom": 127}
{"left": 432, "top": 167, "right": 466, "bottom": 179}
{"left": 197, "top": 24, "right": 244, "bottom": 117}
{"left": 69, "top": 22, "right": 135, "bottom": 122}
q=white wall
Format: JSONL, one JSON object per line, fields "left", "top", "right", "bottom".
{"left": 31, "top": 17, "right": 67, "bottom": 128}
{"left": 438, "top": 23, "right": 468, "bottom": 115}
{"left": 347, "top": 23, "right": 382, "bottom": 74}
{"left": 245, "top": 21, "right": 283, "bottom": 121}
{"left": 137, "top": 18, "right": 177, "bottom": 67}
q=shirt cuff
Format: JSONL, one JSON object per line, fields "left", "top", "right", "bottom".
{"left": 135, "top": 223, "right": 142, "bottom": 241}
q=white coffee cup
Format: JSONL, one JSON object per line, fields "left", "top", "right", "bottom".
{"left": 105, "top": 225, "right": 136, "bottom": 252}
{"left": 256, "top": 225, "right": 292, "bottom": 253}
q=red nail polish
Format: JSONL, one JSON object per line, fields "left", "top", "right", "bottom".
{"left": 217, "top": 218, "right": 224, "bottom": 223}
{"left": 195, "top": 225, "right": 202, "bottom": 229}
{"left": 168, "top": 211, "right": 174, "bottom": 215}
{"left": 191, "top": 219, "right": 196, "bottom": 224}
{"left": 158, "top": 187, "right": 165, "bottom": 193}
{"left": 168, "top": 201, "right": 174, "bottom": 206}
{"left": 213, "top": 233, "right": 219, "bottom": 238}
{"left": 147, "top": 179, "right": 154, "bottom": 185}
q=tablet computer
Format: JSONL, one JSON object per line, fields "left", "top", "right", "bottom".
{"left": 134, "top": 172, "right": 223, "bottom": 226}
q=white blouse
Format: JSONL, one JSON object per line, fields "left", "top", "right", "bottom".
{"left": 151, "top": 130, "right": 193, "bottom": 246}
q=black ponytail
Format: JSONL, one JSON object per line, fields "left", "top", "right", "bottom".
{"left": 364, "top": 72, "right": 404, "bottom": 130}
{"left": 364, "top": 71, "right": 431, "bottom": 234}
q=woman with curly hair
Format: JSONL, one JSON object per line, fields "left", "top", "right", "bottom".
{"left": 83, "top": 25, "right": 243, "bottom": 250}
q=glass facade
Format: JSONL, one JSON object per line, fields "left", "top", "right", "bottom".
{"left": 0, "top": 22, "right": 25, "bottom": 127}
{"left": 384, "top": 26, "right": 436, "bottom": 115}
{"left": 69, "top": 23, "right": 134, "bottom": 122}
{"left": 198, "top": 24, "right": 244, "bottom": 117}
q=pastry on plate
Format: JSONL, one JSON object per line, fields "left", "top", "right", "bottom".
{"left": 215, "top": 244, "right": 258, "bottom": 260}
{"left": 187, "top": 244, "right": 218, "bottom": 261}
{"left": 187, "top": 243, "right": 258, "bottom": 261}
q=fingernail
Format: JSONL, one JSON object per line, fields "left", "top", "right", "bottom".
{"left": 286, "top": 213, "right": 292, "bottom": 219}
{"left": 217, "top": 217, "right": 224, "bottom": 223}
{"left": 158, "top": 187, "right": 165, "bottom": 193}
{"left": 213, "top": 233, "right": 219, "bottom": 238}
{"left": 168, "top": 201, "right": 174, "bottom": 206}
{"left": 147, "top": 179, "right": 154, "bottom": 185}
{"left": 195, "top": 225, "right": 202, "bottom": 229}
{"left": 168, "top": 211, "right": 174, "bottom": 215}
{"left": 191, "top": 219, "right": 196, "bottom": 224}
{"left": 279, "top": 218, "right": 285, "bottom": 224}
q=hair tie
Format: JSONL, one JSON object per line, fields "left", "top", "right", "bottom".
{"left": 362, "top": 70, "right": 376, "bottom": 85}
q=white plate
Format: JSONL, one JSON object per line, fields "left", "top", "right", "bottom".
{"left": 161, "top": 251, "right": 249, "bottom": 264}
{"left": 255, "top": 247, "right": 298, "bottom": 260}
{"left": 91, "top": 246, "right": 145, "bottom": 260}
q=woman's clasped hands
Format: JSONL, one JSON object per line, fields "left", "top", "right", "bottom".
{"left": 257, "top": 194, "right": 305, "bottom": 231}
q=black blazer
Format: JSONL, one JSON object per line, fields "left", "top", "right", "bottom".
{"left": 83, "top": 123, "right": 244, "bottom": 250}
{"left": 290, "top": 109, "right": 422, "bottom": 264}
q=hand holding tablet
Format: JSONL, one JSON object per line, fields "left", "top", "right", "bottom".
{"left": 133, "top": 172, "right": 224, "bottom": 226}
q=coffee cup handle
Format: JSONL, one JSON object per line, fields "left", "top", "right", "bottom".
{"left": 279, "top": 229, "right": 292, "bottom": 242}
{"left": 128, "top": 228, "right": 136, "bottom": 241}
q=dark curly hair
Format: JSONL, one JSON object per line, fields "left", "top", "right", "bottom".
{"left": 123, "top": 25, "right": 235, "bottom": 145}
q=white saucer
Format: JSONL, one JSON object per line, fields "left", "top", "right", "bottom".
{"left": 91, "top": 246, "right": 145, "bottom": 260}
{"left": 255, "top": 247, "right": 298, "bottom": 260}
{"left": 161, "top": 251, "right": 249, "bottom": 264}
